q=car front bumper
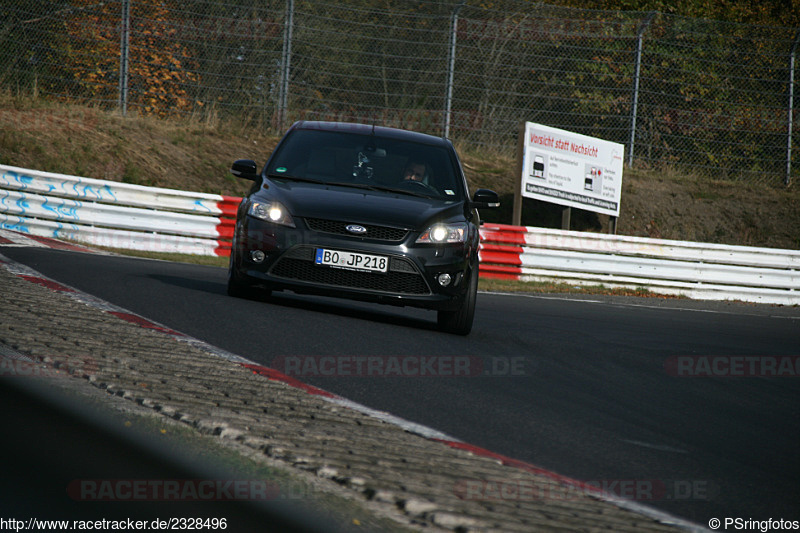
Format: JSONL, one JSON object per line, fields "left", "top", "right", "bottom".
{"left": 231, "top": 217, "right": 475, "bottom": 311}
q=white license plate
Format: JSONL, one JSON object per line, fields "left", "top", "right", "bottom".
{"left": 315, "top": 249, "right": 388, "bottom": 273}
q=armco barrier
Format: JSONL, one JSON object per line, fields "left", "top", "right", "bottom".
{"left": 479, "top": 223, "right": 800, "bottom": 305}
{"left": 2, "top": 165, "right": 798, "bottom": 305}
{"left": 0, "top": 165, "right": 240, "bottom": 256}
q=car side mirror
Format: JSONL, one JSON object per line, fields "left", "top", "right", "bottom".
{"left": 231, "top": 159, "right": 260, "bottom": 181}
{"left": 472, "top": 189, "right": 500, "bottom": 209}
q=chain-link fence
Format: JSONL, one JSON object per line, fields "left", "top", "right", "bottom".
{"left": 1, "top": 1, "right": 797, "bottom": 185}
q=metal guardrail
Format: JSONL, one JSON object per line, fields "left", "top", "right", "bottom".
{"left": 480, "top": 223, "right": 800, "bottom": 305}
{"left": 2, "top": 166, "right": 798, "bottom": 305}
{"left": 0, "top": 165, "right": 238, "bottom": 257}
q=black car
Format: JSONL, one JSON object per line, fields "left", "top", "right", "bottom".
{"left": 227, "top": 121, "right": 499, "bottom": 335}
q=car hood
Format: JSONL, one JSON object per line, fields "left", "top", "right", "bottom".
{"left": 258, "top": 180, "right": 466, "bottom": 229}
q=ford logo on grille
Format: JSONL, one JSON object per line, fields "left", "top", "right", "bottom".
{"left": 346, "top": 224, "right": 368, "bottom": 235}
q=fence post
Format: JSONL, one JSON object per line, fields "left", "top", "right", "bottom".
{"left": 443, "top": 1, "right": 465, "bottom": 139}
{"left": 628, "top": 12, "right": 655, "bottom": 167}
{"left": 118, "top": 0, "right": 130, "bottom": 116}
{"left": 278, "top": 0, "right": 294, "bottom": 131}
{"left": 786, "top": 28, "right": 800, "bottom": 186}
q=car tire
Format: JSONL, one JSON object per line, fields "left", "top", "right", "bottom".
{"left": 227, "top": 264, "right": 249, "bottom": 298}
{"left": 437, "top": 263, "right": 478, "bottom": 335}
{"left": 227, "top": 262, "right": 274, "bottom": 300}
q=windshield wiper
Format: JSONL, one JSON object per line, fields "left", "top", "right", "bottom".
{"left": 268, "top": 174, "right": 432, "bottom": 198}
{"left": 327, "top": 182, "right": 430, "bottom": 198}
{"left": 267, "top": 173, "right": 326, "bottom": 185}
{"left": 372, "top": 185, "right": 431, "bottom": 198}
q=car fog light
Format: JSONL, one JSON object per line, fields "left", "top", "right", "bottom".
{"left": 250, "top": 250, "right": 266, "bottom": 263}
{"left": 437, "top": 273, "right": 452, "bottom": 287}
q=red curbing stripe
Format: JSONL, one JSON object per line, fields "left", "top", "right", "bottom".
{"left": 479, "top": 264, "right": 522, "bottom": 274}
{"left": 238, "top": 356, "right": 626, "bottom": 508}
{"left": 432, "top": 438, "right": 604, "bottom": 497}
{"left": 213, "top": 240, "right": 232, "bottom": 257}
{"left": 480, "top": 223, "right": 530, "bottom": 245}
{"left": 479, "top": 271, "right": 521, "bottom": 281}
{"left": 216, "top": 219, "right": 235, "bottom": 240}
{"left": 479, "top": 242, "right": 524, "bottom": 254}
{"left": 0, "top": 237, "right": 14, "bottom": 245}
{"left": 479, "top": 250, "right": 523, "bottom": 266}
{"left": 217, "top": 196, "right": 243, "bottom": 218}
{"left": 483, "top": 223, "right": 528, "bottom": 233}
{"left": 239, "top": 363, "right": 337, "bottom": 399}
{"left": 20, "top": 275, "right": 75, "bottom": 292}
{"left": 25, "top": 234, "right": 95, "bottom": 253}
{"left": 480, "top": 230, "right": 527, "bottom": 246}
{"left": 214, "top": 197, "right": 241, "bottom": 249}
{"left": 478, "top": 263, "right": 522, "bottom": 280}
{"left": 108, "top": 312, "right": 185, "bottom": 337}
{"left": 214, "top": 199, "right": 239, "bottom": 256}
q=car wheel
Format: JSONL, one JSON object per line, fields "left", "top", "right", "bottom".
{"left": 227, "top": 255, "right": 274, "bottom": 301}
{"left": 227, "top": 265, "right": 273, "bottom": 300}
{"left": 437, "top": 263, "right": 478, "bottom": 335}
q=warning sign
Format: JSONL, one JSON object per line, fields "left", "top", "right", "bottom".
{"left": 521, "top": 122, "right": 624, "bottom": 217}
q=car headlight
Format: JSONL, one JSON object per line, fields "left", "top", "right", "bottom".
{"left": 416, "top": 222, "right": 467, "bottom": 244}
{"left": 248, "top": 201, "right": 295, "bottom": 227}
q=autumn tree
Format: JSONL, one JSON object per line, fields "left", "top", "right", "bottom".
{"left": 63, "top": 0, "right": 198, "bottom": 116}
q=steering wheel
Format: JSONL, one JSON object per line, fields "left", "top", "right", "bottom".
{"left": 398, "top": 179, "right": 437, "bottom": 195}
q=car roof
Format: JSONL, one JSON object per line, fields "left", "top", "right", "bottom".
{"left": 289, "top": 121, "right": 451, "bottom": 147}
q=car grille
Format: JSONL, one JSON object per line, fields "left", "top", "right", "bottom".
{"left": 305, "top": 218, "right": 409, "bottom": 242}
{"left": 270, "top": 246, "right": 430, "bottom": 295}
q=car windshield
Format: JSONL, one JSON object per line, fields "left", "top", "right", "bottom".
{"left": 265, "top": 129, "right": 464, "bottom": 200}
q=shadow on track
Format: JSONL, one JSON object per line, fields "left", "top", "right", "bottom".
{"left": 147, "top": 274, "right": 439, "bottom": 333}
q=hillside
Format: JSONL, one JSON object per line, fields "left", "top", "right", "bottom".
{"left": 1, "top": 97, "right": 798, "bottom": 250}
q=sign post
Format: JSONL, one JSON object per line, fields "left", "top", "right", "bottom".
{"left": 513, "top": 122, "right": 624, "bottom": 232}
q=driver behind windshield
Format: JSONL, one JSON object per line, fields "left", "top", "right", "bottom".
{"left": 402, "top": 160, "right": 428, "bottom": 182}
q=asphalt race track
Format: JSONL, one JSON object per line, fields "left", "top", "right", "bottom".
{"left": 4, "top": 246, "right": 799, "bottom": 526}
